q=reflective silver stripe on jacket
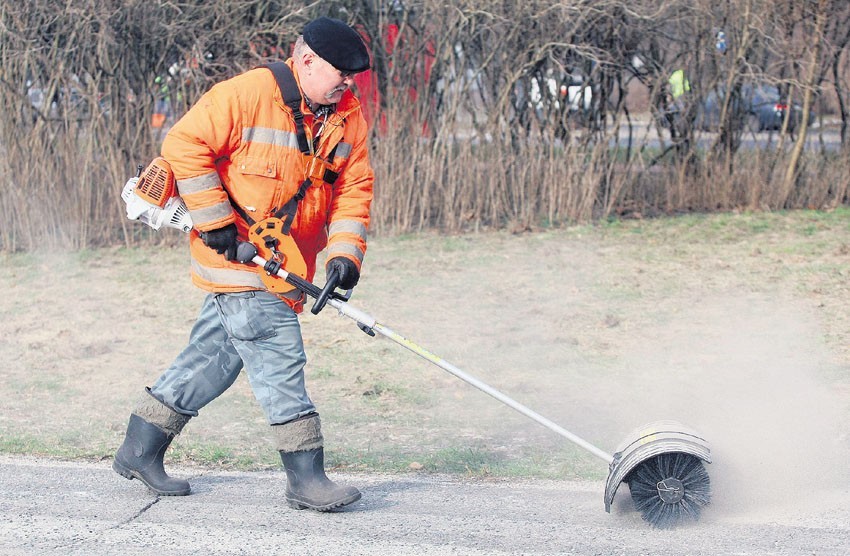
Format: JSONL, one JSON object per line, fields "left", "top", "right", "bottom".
{"left": 193, "top": 260, "right": 265, "bottom": 288}
{"left": 334, "top": 142, "right": 352, "bottom": 160}
{"left": 176, "top": 172, "right": 221, "bottom": 195}
{"left": 326, "top": 240, "right": 365, "bottom": 264}
{"left": 190, "top": 203, "right": 233, "bottom": 226}
{"left": 243, "top": 127, "right": 299, "bottom": 149}
{"left": 191, "top": 260, "right": 303, "bottom": 300}
{"left": 328, "top": 220, "right": 367, "bottom": 240}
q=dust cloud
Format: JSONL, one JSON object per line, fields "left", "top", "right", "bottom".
{"left": 605, "top": 292, "right": 850, "bottom": 524}
{"left": 364, "top": 241, "right": 850, "bottom": 526}
{"left": 452, "top": 287, "right": 850, "bottom": 523}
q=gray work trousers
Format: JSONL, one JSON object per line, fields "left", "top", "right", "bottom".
{"left": 150, "top": 291, "right": 315, "bottom": 425}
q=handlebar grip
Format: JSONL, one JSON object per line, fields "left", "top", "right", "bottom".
{"left": 235, "top": 241, "right": 259, "bottom": 264}
{"left": 311, "top": 267, "right": 340, "bottom": 315}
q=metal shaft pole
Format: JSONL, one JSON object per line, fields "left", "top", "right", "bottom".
{"left": 367, "top": 321, "right": 614, "bottom": 464}
{"left": 253, "top": 251, "right": 615, "bottom": 464}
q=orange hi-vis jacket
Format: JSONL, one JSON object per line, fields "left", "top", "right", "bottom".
{"left": 161, "top": 59, "right": 374, "bottom": 311}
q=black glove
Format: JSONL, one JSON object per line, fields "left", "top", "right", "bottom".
{"left": 202, "top": 223, "right": 239, "bottom": 261}
{"left": 326, "top": 257, "right": 360, "bottom": 290}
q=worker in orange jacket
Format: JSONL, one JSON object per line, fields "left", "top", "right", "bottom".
{"left": 114, "top": 17, "right": 373, "bottom": 512}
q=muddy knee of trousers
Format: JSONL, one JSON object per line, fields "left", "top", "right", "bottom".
{"left": 132, "top": 388, "right": 191, "bottom": 437}
{"left": 273, "top": 413, "right": 324, "bottom": 453}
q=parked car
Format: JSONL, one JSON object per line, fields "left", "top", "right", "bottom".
{"left": 561, "top": 73, "right": 594, "bottom": 115}
{"left": 697, "top": 83, "right": 815, "bottom": 132}
{"left": 514, "top": 70, "right": 599, "bottom": 130}
{"left": 26, "top": 78, "right": 92, "bottom": 122}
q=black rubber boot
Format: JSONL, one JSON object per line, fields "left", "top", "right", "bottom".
{"left": 113, "top": 414, "right": 191, "bottom": 496}
{"left": 280, "top": 448, "right": 361, "bottom": 511}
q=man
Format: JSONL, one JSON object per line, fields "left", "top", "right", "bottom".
{"left": 113, "top": 17, "right": 374, "bottom": 512}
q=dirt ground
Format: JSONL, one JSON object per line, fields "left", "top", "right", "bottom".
{"left": 2, "top": 209, "right": 850, "bottom": 525}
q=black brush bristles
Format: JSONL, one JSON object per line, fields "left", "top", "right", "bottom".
{"left": 627, "top": 452, "right": 711, "bottom": 528}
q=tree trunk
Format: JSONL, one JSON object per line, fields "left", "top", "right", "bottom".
{"left": 781, "top": 0, "right": 827, "bottom": 203}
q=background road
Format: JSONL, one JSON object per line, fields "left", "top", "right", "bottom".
{"left": 2, "top": 455, "right": 849, "bottom": 555}
{"left": 611, "top": 117, "right": 845, "bottom": 152}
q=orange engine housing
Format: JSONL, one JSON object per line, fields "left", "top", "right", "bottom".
{"left": 136, "top": 157, "right": 176, "bottom": 208}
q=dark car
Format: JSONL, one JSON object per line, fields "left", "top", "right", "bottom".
{"left": 697, "top": 84, "right": 814, "bottom": 132}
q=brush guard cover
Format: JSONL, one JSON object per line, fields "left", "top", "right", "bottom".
{"left": 604, "top": 420, "right": 711, "bottom": 512}
{"left": 247, "top": 217, "right": 308, "bottom": 294}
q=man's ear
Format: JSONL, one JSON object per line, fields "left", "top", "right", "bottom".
{"left": 300, "top": 50, "right": 315, "bottom": 73}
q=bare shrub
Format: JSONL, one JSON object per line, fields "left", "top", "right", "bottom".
{"left": 1, "top": 0, "right": 849, "bottom": 252}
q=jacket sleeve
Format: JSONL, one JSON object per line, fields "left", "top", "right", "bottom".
{"left": 326, "top": 110, "right": 374, "bottom": 271}
{"left": 161, "top": 80, "right": 243, "bottom": 232}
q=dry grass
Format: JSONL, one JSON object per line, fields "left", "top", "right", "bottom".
{"left": 1, "top": 209, "right": 848, "bottom": 480}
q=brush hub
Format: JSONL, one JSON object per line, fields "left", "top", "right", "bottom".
{"left": 656, "top": 478, "right": 685, "bottom": 504}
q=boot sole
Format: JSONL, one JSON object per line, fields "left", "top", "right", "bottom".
{"left": 286, "top": 490, "right": 362, "bottom": 512}
{"left": 112, "top": 459, "right": 191, "bottom": 496}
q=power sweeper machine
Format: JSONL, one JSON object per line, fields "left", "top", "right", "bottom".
{"left": 122, "top": 159, "right": 712, "bottom": 529}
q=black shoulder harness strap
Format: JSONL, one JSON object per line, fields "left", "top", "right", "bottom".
{"left": 231, "top": 63, "right": 323, "bottom": 235}
{"left": 262, "top": 62, "right": 310, "bottom": 155}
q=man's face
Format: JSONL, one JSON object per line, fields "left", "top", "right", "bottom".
{"left": 301, "top": 53, "right": 357, "bottom": 107}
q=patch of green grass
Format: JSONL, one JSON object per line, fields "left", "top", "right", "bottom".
{"left": 326, "top": 443, "right": 606, "bottom": 480}
{"left": 800, "top": 207, "right": 850, "bottom": 226}
{"left": 355, "top": 378, "right": 426, "bottom": 407}
{"left": 744, "top": 215, "right": 773, "bottom": 234}
{"left": 309, "top": 366, "right": 338, "bottom": 380}
{"left": 0, "top": 432, "right": 112, "bottom": 459}
{"left": 589, "top": 209, "right": 850, "bottom": 249}
{"left": 113, "top": 247, "right": 157, "bottom": 267}
{"left": 75, "top": 248, "right": 103, "bottom": 264}
{"left": 27, "top": 376, "right": 67, "bottom": 392}
{"left": 0, "top": 253, "right": 40, "bottom": 290}
{"left": 0, "top": 430, "right": 606, "bottom": 480}
{"left": 327, "top": 446, "right": 488, "bottom": 475}
{"left": 390, "top": 232, "right": 428, "bottom": 244}
{"left": 0, "top": 252, "right": 38, "bottom": 269}
{"left": 172, "top": 442, "right": 265, "bottom": 468}
{"left": 435, "top": 235, "right": 476, "bottom": 253}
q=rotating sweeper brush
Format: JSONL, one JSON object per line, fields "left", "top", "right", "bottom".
{"left": 122, "top": 165, "right": 712, "bottom": 528}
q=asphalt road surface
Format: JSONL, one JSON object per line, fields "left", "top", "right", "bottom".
{"left": 1, "top": 455, "right": 849, "bottom": 555}
{"left": 613, "top": 120, "right": 844, "bottom": 153}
